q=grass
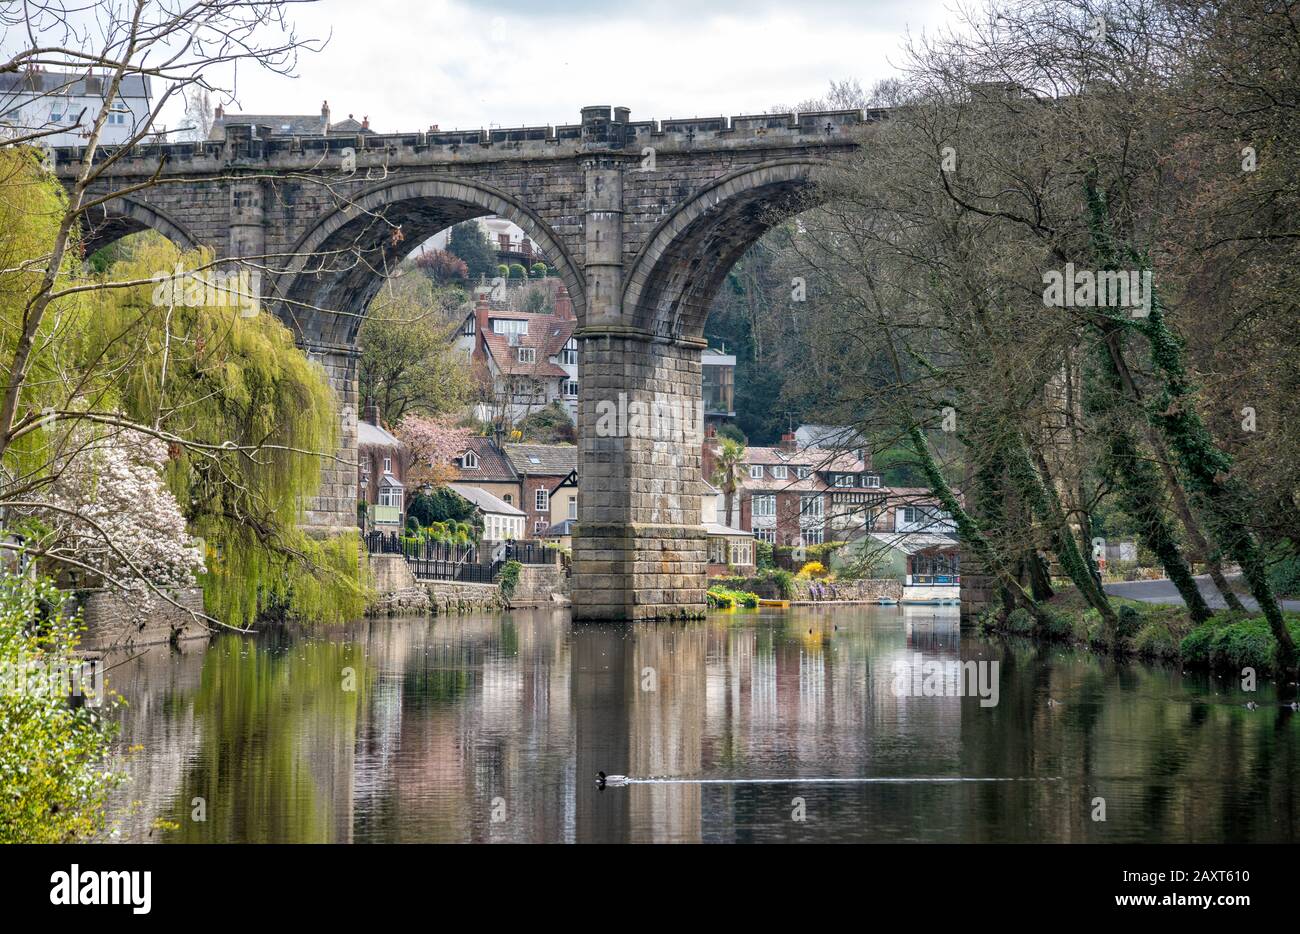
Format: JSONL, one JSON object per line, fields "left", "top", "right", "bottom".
{"left": 980, "top": 585, "right": 1299, "bottom": 674}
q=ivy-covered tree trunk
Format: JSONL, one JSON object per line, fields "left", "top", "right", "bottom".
{"left": 1004, "top": 434, "right": 1118, "bottom": 634}
{"left": 906, "top": 424, "right": 1054, "bottom": 627}
{"left": 1092, "top": 327, "right": 1213, "bottom": 623}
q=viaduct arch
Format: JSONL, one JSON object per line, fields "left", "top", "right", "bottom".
{"left": 56, "top": 104, "right": 978, "bottom": 621}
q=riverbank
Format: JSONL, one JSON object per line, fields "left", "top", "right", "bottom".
{"left": 977, "top": 585, "right": 1300, "bottom": 677}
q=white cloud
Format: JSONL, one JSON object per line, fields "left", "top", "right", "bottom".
{"left": 200, "top": 0, "right": 954, "bottom": 132}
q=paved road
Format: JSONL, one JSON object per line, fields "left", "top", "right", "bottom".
{"left": 1104, "top": 574, "right": 1300, "bottom": 613}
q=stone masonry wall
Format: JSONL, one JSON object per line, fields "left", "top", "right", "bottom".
{"left": 571, "top": 335, "right": 707, "bottom": 620}
{"left": 77, "top": 587, "right": 207, "bottom": 650}
{"left": 304, "top": 347, "right": 359, "bottom": 533}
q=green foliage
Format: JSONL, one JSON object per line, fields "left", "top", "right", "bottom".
{"left": 755, "top": 540, "right": 774, "bottom": 570}
{"left": 529, "top": 262, "right": 548, "bottom": 278}
{"left": 0, "top": 574, "right": 122, "bottom": 842}
{"left": 83, "top": 235, "right": 367, "bottom": 628}
{"left": 358, "top": 274, "right": 470, "bottom": 424}
{"left": 1006, "top": 607, "right": 1035, "bottom": 634}
{"left": 1180, "top": 614, "right": 1300, "bottom": 673}
{"left": 498, "top": 560, "right": 522, "bottom": 602}
{"left": 707, "top": 586, "right": 759, "bottom": 609}
{"left": 406, "top": 487, "right": 477, "bottom": 527}
{"left": 1134, "top": 621, "right": 1178, "bottom": 658}
{"left": 496, "top": 263, "right": 509, "bottom": 279}
{"left": 759, "top": 567, "right": 794, "bottom": 599}
{"left": 1266, "top": 543, "right": 1300, "bottom": 598}
{"left": 445, "top": 221, "right": 499, "bottom": 281}
{"left": 508, "top": 263, "right": 526, "bottom": 279}
{"left": 516, "top": 401, "right": 576, "bottom": 443}
{"left": 717, "top": 423, "right": 747, "bottom": 445}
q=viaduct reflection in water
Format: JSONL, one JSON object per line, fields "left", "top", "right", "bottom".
{"left": 105, "top": 606, "right": 1300, "bottom": 843}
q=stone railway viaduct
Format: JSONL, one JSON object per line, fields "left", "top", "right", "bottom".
{"left": 55, "top": 103, "right": 989, "bottom": 621}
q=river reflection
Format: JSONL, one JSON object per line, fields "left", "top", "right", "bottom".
{"left": 105, "top": 605, "right": 1300, "bottom": 843}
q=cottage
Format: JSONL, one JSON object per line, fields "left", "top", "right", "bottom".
{"left": 357, "top": 404, "right": 405, "bottom": 531}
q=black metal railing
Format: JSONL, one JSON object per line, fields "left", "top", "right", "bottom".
{"left": 504, "top": 540, "right": 560, "bottom": 566}
{"left": 365, "top": 531, "right": 501, "bottom": 583}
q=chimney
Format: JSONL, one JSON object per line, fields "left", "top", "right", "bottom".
{"left": 428, "top": 124, "right": 439, "bottom": 133}
{"left": 701, "top": 424, "right": 721, "bottom": 484}
{"left": 214, "top": 104, "right": 223, "bottom": 120}
{"left": 474, "top": 276, "right": 492, "bottom": 339}
{"left": 362, "top": 115, "right": 370, "bottom": 130}
{"left": 780, "top": 432, "right": 797, "bottom": 452}
{"left": 362, "top": 401, "right": 380, "bottom": 426}
{"left": 553, "top": 283, "right": 573, "bottom": 321}
{"left": 322, "top": 100, "right": 331, "bottom": 123}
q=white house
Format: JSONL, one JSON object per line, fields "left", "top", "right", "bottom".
{"left": 448, "top": 483, "right": 525, "bottom": 544}
{"left": 0, "top": 70, "right": 152, "bottom": 146}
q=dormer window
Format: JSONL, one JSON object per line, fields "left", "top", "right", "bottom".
{"left": 518, "top": 347, "right": 536, "bottom": 364}
{"left": 771, "top": 465, "right": 788, "bottom": 479}
{"left": 383, "top": 456, "right": 392, "bottom": 473}
{"left": 562, "top": 338, "right": 577, "bottom": 366}
{"left": 796, "top": 467, "right": 810, "bottom": 480}
{"left": 461, "top": 450, "right": 479, "bottom": 469}
{"left": 864, "top": 475, "right": 881, "bottom": 488}
{"left": 749, "top": 465, "right": 764, "bottom": 479}
{"left": 834, "top": 474, "right": 854, "bottom": 487}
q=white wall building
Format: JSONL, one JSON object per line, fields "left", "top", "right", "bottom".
{"left": 0, "top": 71, "right": 152, "bottom": 147}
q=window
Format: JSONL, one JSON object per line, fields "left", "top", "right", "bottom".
{"left": 771, "top": 465, "right": 788, "bottom": 480}
{"left": 864, "top": 475, "right": 881, "bottom": 488}
{"left": 534, "top": 520, "right": 548, "bottom": 535}
{"left": 462, "top": 316, "right": 476, "bottom": 336}
{"left": 755, "top": 528, "right": 776, "bottom": 544}
{"left": 565, "top": 379, "right": 579, "bottom": 397}
{"left": 801, "top": 494, "right": 824, "bottom": 519}
{"left": 752, "top": 494, "right": 776, "bottom": 518}
{"left": 749, "top": 465, "right": 764, "bottom": 479}
{"left": 503, "top": 494, "right": 513, "bottom": 505}
{"left": 729, "top": 541, "right": 752, "bottom": 566}
{"left": 518, "top": 347, "right": 536, "bottom": 364}
{"left": 709, "top": 538, "right": 727, "bottom": 564}
{"left": 567, "top": 495, "right": 577, "bottom": 520}
{"left": 801, "top": 527, "right": 825, "bottom": 545}
{"left": 834, "top": 474, "right": 855, "bottom": 487}
{"left": 492, "top": 318, "right": 528, "bottom": 336}
{"left": 378, "top": 487, "right": 402, "bottom": 507}
{"left": 561, "top": 338, "right": 577, "bottom": 366}
{"left": 796, "top": 467, "right": 810, "bottom": 480}
{"left": 383, "top": 456, "right": 391, "bottom": 473}
{"left": 461, "top": 451, "right": 479, "bottom": 469}
{"left": 535, "top": 488, "right": 548, "bottom": 511}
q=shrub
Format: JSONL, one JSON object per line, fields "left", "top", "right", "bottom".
{"left": 498, "top": 560, "right": 523, "bottom": 602}
{"left": 1180, "top": 614, "right": 1300, "bottom": 673}
{"left": 0, "top": 574, "right": 123, "bottom": 841}
{"left": 755, "top": 540, "right": 774, "bottom": 571}
{"left": 530, "top": 262, "right": 548, "bottom": 278}
{"left": 759, "top": 568, "right": 795, "bottom": 599}
{"left": 1266, "top": 543, "right": 1300, "bottom": 598}
{"left": 1006, "top": 607, "right": 1035, "bottom": 634}
{"left": 497, "top": 263, "right": 510, "bottom": 279}
{"left": 796, "top": 560, "right": 827, "bottom": 579}
{"left": 508, "top": 262, "right": 527, "bottom": 279}
{"left": 707, "top": 586, "right": 758, "bottom": 609}
{"left": 1134, "top": 621, "right": 1178, "bottom": 658}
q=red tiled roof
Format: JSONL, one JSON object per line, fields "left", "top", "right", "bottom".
{"left": 449, "top": 436, "right": 517, "bottom": 483}
{"left": 744, "top": 445, "right": 866, "bottom": 472}
{"left": 480, "top": 312, "right": 575, "bottom": 377}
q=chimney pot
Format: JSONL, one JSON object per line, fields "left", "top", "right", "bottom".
{"left": 780, "top": 432, "right": 797, "bottom": 451}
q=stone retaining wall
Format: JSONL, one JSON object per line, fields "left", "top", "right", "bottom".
{"left": 366, "top": 553, "right": 505, "bottom": 616}
{"left": 716, "top": 576, "right": 903, "bottom": 604}
{"left": 76, "top": 587, "right": 207, "bottom": 650}
{"left": 510, "top": 564, "right": 570, "bottom": 608}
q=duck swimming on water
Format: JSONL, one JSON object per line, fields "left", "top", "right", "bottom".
{"left": 596, "top": 771, "right": 629, "bottom": 789}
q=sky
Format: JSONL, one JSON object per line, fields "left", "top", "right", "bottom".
{"left": 191, "top": 0, "right": 959, "bottom": 133}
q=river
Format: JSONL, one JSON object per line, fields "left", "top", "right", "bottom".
{"left": 103, "top": 604, "right": 1300, "bottom": 843}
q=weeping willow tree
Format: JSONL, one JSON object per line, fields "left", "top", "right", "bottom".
{"left": 77, "top": 234, "right": 368, "bottom": 626}
{"left": 0, "top": 148, "right": 365, "bottom": 626}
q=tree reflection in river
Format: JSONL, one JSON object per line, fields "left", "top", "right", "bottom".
{"left": 105, "top": 605, "right": 1300, "bottom": 843}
